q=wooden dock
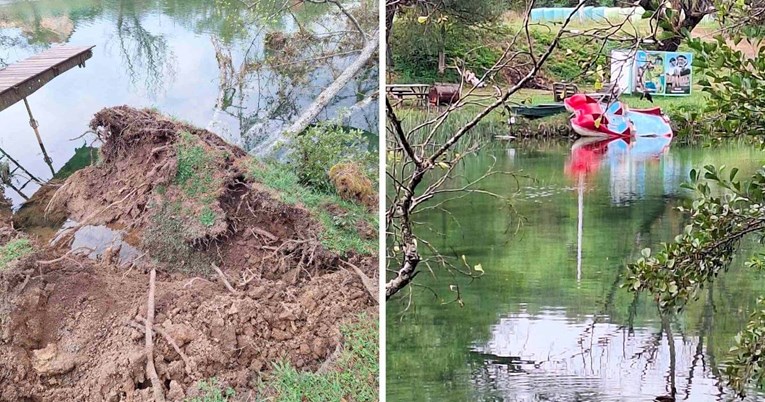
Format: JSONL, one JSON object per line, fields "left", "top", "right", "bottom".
{"left": 0, "top": 45, "right": 94, "bottom": 113}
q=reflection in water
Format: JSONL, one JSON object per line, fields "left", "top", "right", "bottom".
{"left": 566, "top": 135, "right": 675, "bottom": 206}
{"left": 469, "top": 302, "right": 755, "bottom": 401}
{"left": 54, "top": 220, "right": 140, "bottom": 265}
{"left": 387, "top": 141, "right": 765, "bottom": 402}
{"left": 566, "top": 136, "right": 675, "bottom": 285}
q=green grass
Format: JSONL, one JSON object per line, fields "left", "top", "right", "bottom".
{"left": 186, "top": 378, "right": 236, "bottom": 401}
{"left": 250, "top": 161, "right": 377, "bottom": 255}
{"left": 170, "top": 130, "right": 226, "bottom": 231}
{"left": 0, "top": 238, "right": 33, "bottom": 269}
{"left": 260, "top": 314, "right": 379, "bottom": 402}
{"left": 176, "top": 131, "right": 218, "bottom": 198}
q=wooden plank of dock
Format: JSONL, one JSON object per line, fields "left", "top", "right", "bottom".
{"left": 0, "top": 45, "right": 95, "bottom": 113}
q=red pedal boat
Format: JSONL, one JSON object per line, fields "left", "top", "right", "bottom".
{"left": 563, "top": 94, "right": 671, "bottom": 138}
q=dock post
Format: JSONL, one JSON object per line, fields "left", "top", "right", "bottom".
{"left": 22, "top": 97, "right": 55, "bottom": 177}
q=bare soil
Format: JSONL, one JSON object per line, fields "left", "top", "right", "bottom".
{"left": 0, "top": 106, "right": 378, "bottom": 401}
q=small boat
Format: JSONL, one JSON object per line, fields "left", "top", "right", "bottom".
{"left": 564, "top": 94, "right": 672, "bottom": 138}
{"left": 510, "top": 103, "right": 567, "bottom": 119}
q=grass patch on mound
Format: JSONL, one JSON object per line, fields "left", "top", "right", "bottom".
{"left": 0, "top": 238, "right": 33, "bottom": 269}
{"left": 143, "top": 201, "right": 214, "bottom": 274}
{"left": 175, "top": 131, "right": 225, "bottom": 228}
{"left": 250, "top": 161, "right": 377, "bottom": 255}
{"left": 260, "top": 313, "right": 379, "bottom": 402}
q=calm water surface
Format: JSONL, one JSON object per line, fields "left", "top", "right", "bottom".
{"left": 0, "top": 0, "right": 376, "bottom": 206}
{"left": 388, "top": 136, "right": 765, "bottom": 401}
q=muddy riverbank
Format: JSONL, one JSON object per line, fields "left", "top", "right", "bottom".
{"left": 0, "top": 107, "right": 377, "bottom": 401}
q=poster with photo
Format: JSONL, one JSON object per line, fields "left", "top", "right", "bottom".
{"left": 633, "top": 50, "right": 693, "bottom": 96}
{"left": 664, "top": 51, "right": 693, "bottom": 95}
{"left": 634, "top": 50, "right": 666, "bottom": 95}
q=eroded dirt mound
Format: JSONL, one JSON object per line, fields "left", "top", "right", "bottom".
{"left": 0, "top": 106, "right": 378, "bottom": 401}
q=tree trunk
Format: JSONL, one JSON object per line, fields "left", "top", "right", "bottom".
{"left": 386, "top": 2, "right": 396, "bottom": 68}
{"left": 284, "top": 33, "right": 379, "bottom": 137}
{"left": 656, "top": 15, "right": 705, "bottom": 51}
{"left": 437, "top": 23, "right": 446, "bottom": 75}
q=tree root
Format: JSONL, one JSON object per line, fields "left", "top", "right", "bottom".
{"left": 134, "top": 317, "right": 196, "bottom": 378}
{"left": 144, "top": 268, "right": 165, "bottom": 402}
{"left": 211, "top": 263, "right": 238, "bottom": 295}
{"left": 340, "top": 259, "right": 378, "bottom": 304}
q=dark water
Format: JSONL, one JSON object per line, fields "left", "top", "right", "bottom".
{"left": 387, "top": 136, "right": 765, "bottom": 401}
{"left": 0, "top": 0, "right": 377, "bottom": 207}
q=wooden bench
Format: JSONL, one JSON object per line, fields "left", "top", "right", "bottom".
{"left": 552, "top": 82, "right": 579, "bottom": 102}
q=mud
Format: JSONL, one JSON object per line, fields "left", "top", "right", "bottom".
{"left": 0, "top": 106, "right": 378, "bottom": 401}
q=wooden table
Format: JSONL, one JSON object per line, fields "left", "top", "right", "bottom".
{"left": 386, "top": 84, "right": 430, "bottom": 107}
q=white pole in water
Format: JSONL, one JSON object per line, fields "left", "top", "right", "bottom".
{"left": 577, "top": 174, "right": 584, "bottom": 284}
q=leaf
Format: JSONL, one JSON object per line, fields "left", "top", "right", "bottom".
{"left": 594, "top": 79, "right": 603, "bottom": 91}
{"left": 417, "top": 16, "right": 428, "bottom": 24}
{"left": 437, "top": 161, "right": 450, "bottom": 169}
{"left": 474, "top": 264, "right": 484, "bottom": 273}
{"left": 594, "top": 116, "right": 602, "bottom": 129}
{"left": 641, "top": 248, "right": 651, "bottom": 258}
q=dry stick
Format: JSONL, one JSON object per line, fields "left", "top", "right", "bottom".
{"left": 135, "top": 317, "right": 196, "bottom": 377}
{"left": 144, "top": 268, "right": 165, "bottom": 402}
{"left": 36, "top": 247, "right": 94, "bottom": 265}
{"left": 340, "top": 260, "right": 378, "bottom": 304}
{"left": 211, "top": 263, "right": 238, "bottom": 295}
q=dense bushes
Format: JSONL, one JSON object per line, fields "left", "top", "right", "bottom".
{"left": 390, "top": 12, "right": 615, "bottom": 86}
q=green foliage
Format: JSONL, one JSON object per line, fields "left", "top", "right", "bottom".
{"left": 261, "top": 314, "right": 378, "bottom": 402}
{"left": 390, "top": 14, "right": 614, "bottom": 85}
{"left": 0, "top": 238, "right": 33, "bottom": 269}
{"left": 186, "top": 378, "right": 235, "bottom": 402}
{"left": 172, "top": 130, "right": 224, "bottom": 230}
{"left": 627, "top": 165, "right": 762, "bottom": 309}
{"left": 626, "top": 164, "right": 765, "bottom": 394}
{"left": 726, "top": 297, "right": 765, "bottom": 397}
{"left": 287, "top": 123, "right": 372, "bottom": 193}
{"left": 687, "top": 35, "right": 765, "bottom": 138}
{"left": 250, "top": 161, "right": 377, "bottom": 254}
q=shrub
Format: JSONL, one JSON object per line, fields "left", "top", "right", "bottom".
{"left": 287, "top": 123, "right": 370, "bottom": 193}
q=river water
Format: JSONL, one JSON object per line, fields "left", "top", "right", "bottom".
{"left": 387, "top": 136, "right": 765, "bottom": 401}
{"left": 0, "top": 0, "right": 377, "bottom": 207}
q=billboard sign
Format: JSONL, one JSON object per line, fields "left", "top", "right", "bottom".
{"left": 633, "top": 50, "right": 692, "bottom": 96}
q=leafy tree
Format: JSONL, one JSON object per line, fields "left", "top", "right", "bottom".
{"left": 386, "top": 0, "right": 507, "bottom": 71}
{"left": 626, "top": 16, "right": 765, "bottom": 396}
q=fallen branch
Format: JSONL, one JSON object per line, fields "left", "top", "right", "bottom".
{"left": 211, "top": 263, "right": 238, "bottom": 295}
{"left": 250, "top": 32, "right": 379, "bottom": 156}
{"left": 144, "top": 268, "right": 165, "bottom": 402}
{"left": 36, "top": 247, "right": 94, "bottom": 265}
{"left": 340, "top": 259, "right": 378, "bottom": 304}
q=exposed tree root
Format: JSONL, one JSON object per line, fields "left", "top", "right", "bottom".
{"left": 211, "top": 263, "right": 238, "bottom": 295}
{"left": 144, "top": 268, "right": 165, "bottom": 402}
